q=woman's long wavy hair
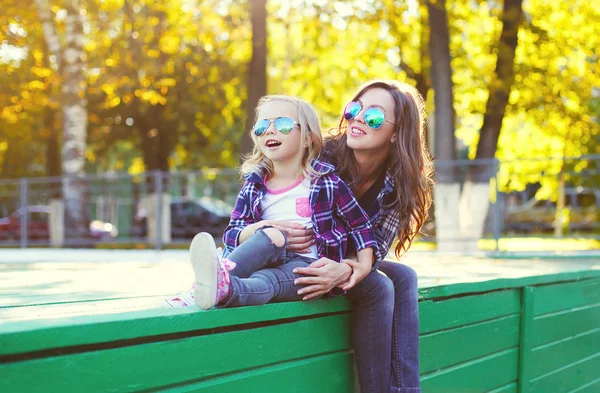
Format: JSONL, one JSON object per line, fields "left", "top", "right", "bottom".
{"left": 328, "top": 80, "right": 435, "bottom": 258}
{"left": 241, "top": 95, "right": 327, "bottom": 181}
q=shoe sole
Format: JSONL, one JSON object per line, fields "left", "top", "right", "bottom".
{"left": 190, "top": 232, "right": 218, "bottom": 309}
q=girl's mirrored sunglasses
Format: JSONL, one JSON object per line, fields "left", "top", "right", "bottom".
{"left": 253, "top": 117, "right": 299, "bottom": 136}
{"left": 343, "top": 101, "right": 395, "bottom": 130}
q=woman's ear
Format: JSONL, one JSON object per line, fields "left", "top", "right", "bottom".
{"left": 390, "top": 134, "right": 397, "bottom": 144}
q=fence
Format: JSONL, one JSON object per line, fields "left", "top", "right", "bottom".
{"left": 0, "top": 155, "right": 599, "bottom": 251}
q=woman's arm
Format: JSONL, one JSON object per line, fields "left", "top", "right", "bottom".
{"left": 293, "top": 258, "right": 353, "bottom": 300}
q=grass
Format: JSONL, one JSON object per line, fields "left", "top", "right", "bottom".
{"left": 411, "top": 237, "right": 600, "bottom": 252}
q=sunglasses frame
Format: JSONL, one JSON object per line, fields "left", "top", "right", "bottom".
{"left": 252, "top": 117, "right": 300, "bottom": 136}
{"left": 344, "top": 101, "right": 395, "bottom": 130}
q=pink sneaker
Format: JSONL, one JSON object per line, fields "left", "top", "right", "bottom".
{"left": 190, "top": 233, "right": 236, "bottom": 309}
{"left": 162, "top": 288, "right": 195, "bottom": 308}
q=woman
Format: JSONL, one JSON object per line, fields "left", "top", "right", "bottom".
{"left": 278, "top": 80, "right": 434, "bottom": 393}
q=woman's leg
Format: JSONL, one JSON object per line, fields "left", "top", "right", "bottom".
{"left": 220, "top": 259, "right": 310, "bottom": 307}
{"left": 378, "top": 261, "right": 420, "bottom": 393}
{"left": 346, "top": 269, "right": 395, "bottom": 393}
{"left": 226, "top": 227, "right": 287, "bottom": 278}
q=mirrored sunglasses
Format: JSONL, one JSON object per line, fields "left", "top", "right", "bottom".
{"left": 253, "top": 117, "right": 299, "bottom": 136}
{"left": 343, "top": 101, "right": 394, "bottom": 130}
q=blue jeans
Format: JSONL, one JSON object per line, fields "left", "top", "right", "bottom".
{"left": 220, "top": 228, "right": 313, "bottom": 307}
{"left": 346, "top": 261, "right": 420, "bottom": 393}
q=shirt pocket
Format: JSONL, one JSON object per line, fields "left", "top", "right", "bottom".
{"left": 295, "top": 197, "right": 311, "bottom": 218}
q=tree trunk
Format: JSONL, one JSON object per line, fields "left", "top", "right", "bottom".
{"left": 428, "top": 0, "right": 461, "bottom": 251}
{"left": 459, "top": 0, "right": 524, "bottom": 250}
{"left": 35, "top": 0, "right": 89, "bottom": 244}
{"left": 61, "top": 0, "right": 89, "bottom": 242}
{"left": 240, "top": 0, "right": 267, "bottom": 157}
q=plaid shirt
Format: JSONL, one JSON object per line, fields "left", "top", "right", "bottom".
{"left": 369, "top": 171, "right": 400, "bottom": 269}
{"left": 222, "top": 159, "right": 378, "bottom": 262}
{"left": 320, "top": 147, "right": 400, "bottom": 268}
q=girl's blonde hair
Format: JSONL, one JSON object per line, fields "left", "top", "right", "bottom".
{"left": 241, "top": 95, "right": 326, "bottom": 180}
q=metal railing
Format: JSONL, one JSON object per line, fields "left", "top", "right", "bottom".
{"left": 1, "top": 155, "right": 598, "bottom": 251}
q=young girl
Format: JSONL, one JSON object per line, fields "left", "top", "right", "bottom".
{"left": 173, "top": 95, "right": 379, "bottom": 310}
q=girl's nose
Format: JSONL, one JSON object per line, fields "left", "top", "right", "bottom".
{"left": 265, "top": 122, "right": 276, "bottom": 135}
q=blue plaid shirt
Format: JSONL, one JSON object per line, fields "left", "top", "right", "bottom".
{"left": 369, "top": 171, "right": 400, "bottom": 268}
{"left": 222, "top": 159, "right": 378, "bottom": 262}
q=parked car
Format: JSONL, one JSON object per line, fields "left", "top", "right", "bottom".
{"left": 504, "top": 188, "right": 600, "bottom": 233}
{"left": 133, "top": 197, "right": 233, "bottom": 240}
{"left": 0, "top": 205, "right": 118, "bottom": 241}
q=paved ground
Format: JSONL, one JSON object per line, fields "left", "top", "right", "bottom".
{"left": 0, "top": 249, "right": 598, "bottom": 322}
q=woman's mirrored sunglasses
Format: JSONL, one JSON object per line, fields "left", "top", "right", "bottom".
{"left": 344, "top": 101, "right": 395, "bottom": 130}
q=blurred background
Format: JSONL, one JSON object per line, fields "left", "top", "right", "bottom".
{"left": 0, "top": 0, "right": 598, "bottom": 252}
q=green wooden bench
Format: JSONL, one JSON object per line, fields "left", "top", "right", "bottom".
{"left": 1, "top": 269, "right": 599, "bottom": 393}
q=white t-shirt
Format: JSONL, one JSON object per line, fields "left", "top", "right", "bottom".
{"left": 260, "top": 177, "right": 318, "bottom": 259}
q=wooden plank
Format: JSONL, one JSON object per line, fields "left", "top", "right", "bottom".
{"left": 518, "top": 287, "right": 535, "bottom": 393}
{"left": 0, "top": 298, "right": 351, "bottom": 356}
{"left": 420, "top": 314, "right": 519, "bottom": 374}
{"left": 419, "top": 290, "right": 520, "bottom": 334}
{"left": 532, "top": 278, "right": 600, "bottom": 316}
{"left": 418, "top": 271, "right": 600, "bottom": 301}
{"left": 154, "top": 352, "right": 353, "bottom": 393}
{"left": 568, "top": 377, "right": 600, "bottom": 393}
{"left": 528, "top": 353, "right": 600, "bottom": 393}
{"left": 531, "top": 304, "right": 600, "bottom": 347}
{"left": 529, "top": 328, "right": 600, "bottom": 379}
{"left": 421, "top": 348, "right": 518, "bottom": 393}
{"left": 0, "top": 296, "right": 167, "bottom": 321}
{"left": 0, "top": 314, "right": 351, "bottom": 393}
{"left": 486, "top": 382, "right": 518, "bottom": 393}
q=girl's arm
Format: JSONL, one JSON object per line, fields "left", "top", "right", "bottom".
{"left": 222, "top": 183, "right": 256, "bottom": 256}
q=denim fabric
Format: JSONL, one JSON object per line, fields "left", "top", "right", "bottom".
{"left": 221, "top": 258, "right": 312, "bottom": 307}
{"left": 220, "top": 228, "right": 315, "bottom": 307}
{"left": 226, "top": 226, "right": 287, "bottom": 278}
{"left": 347, "top": 261, "right": 420, "bottom": 393}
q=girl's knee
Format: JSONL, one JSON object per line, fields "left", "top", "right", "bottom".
{"left": 262, "top": 227, "right": 286, "bottom": 247}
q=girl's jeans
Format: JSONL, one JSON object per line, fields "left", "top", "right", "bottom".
{"left": 220, "top": 227, "right": 313, "bottom": 307}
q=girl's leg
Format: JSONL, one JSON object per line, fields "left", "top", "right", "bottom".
{"left": 378, "top": 261, "right": 420, "bottom": 393}
{"left": 220, "top": 259, "right": 310, "bottom": 307}
{"left": 346, "top": 270, "right": 395, "bottom": 393}
{"left": 226, "top": 227, "right": 287, "bottom": 278}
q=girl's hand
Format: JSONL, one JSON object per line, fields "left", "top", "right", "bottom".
{"left": 264, "top": 220, "right": 314, "bottom": 253}
{"left": 293, "top": 257, "right": 352, "bottom": 300}
{"left": 340, "top": 259, "right": 370, "bottom": 291}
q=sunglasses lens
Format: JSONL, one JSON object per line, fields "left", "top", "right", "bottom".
{"left": 274, "top": 117, "right": 295, "bottom": 134}
{"left": 253, "top": 119, "right": 270, "bottom": 136}
{"left": 364, "top": 108, "right": 385, "bottom": 129}
{"left": 344, "top": 102, "right": 361, "bottom": 121}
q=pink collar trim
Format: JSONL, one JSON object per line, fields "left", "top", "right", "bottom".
{"left": 265, "top": 176, "right": 304, "bottom": 195}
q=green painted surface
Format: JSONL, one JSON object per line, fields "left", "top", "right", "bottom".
{"left": 1, "top": 270, "right": 599, "bottom": 393}
{"left": 419, "top": 289, "right": 520, "bottom": 334}
{"left": 0, "top": 315, "right": 350, "bottom": 393}
{"left": 532, "top": 278, "right": 600, "bottom": 316}
{"left": 527, "top": 353, "right": 600, "bottom": 393}
{"left": 155, "top": 352, "right": 354, "bottom": 393}
{"left": 421, "top": 348, "right": 519, "bottom": 393}
{"left": 531, "top": 305, "right": 600, "bottom": 346}
{"left": 530, "top": 328, "right": 600, "bottom": 379}
{"left": 420, "top": 314, "right": 519, "bottom": 374}
{"left": 0, "top": 299, "right": 351, "bottom": 356}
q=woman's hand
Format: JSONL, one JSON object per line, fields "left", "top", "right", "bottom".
{"left": 293, "top": 258, "right": 353, "bottom": 300}
{"left": 340, "top": 259, "right": 370, "bottom": 291}
{"left": 265, "top": 220, "right": 314, "bottom": 253}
